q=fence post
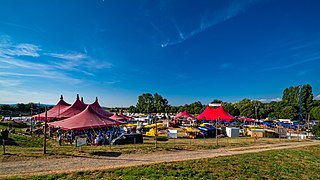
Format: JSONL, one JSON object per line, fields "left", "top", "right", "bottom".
{"left": 2, "top": 139, "right": 5, "bottom": 154}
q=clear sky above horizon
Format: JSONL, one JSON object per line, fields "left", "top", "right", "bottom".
{"left": 0, "top": 0, "right": 319, "bottom": 107}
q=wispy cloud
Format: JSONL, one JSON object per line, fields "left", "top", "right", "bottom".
{"left": 0, "top": 35, "right": 114, "bottom": 87}
{"left": 0, "top": 35, "right": 40, "bottom": 58}
{"left": 258, "top": 97, "right": 282, "bottom": 102}
{"left": 46, "top": 52, "right": 112, "bottom": 68}
{"left": 315, "top": 94, "right": 320, "bottom": 100}
{"left": 0, "top": 79, "right": 21, "bottom": 87}
{"left": 45, "top": 52, "right": 88, "bottom": 61}
{"left": 0, "top": 89, "right": 57, "bottom": 104}
{"left": 103, "top": 80, "right": 120, "bottom": 85}
{"left": 161, "top": 0, "right": 260, "bottom": 47}
{"left": 263, "top": 51, "right": 320, "bottom": 72}
{"left": 0, "top": 58, "right": 82, "bottom": 84}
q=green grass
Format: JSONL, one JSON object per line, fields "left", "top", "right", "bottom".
{"left": 4, "top": 133, "right": 47, "bottom": 147}
{"left": 1, "top": 133, "right": 308, "bottom": 162}
{"left": 0, "top": 121, "right": 29, "bottom": 132}
{"left": 5, "top": 145, "right": 320, "bottom": 180}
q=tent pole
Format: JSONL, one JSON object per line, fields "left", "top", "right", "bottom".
{"left": 44, "top": 106, "right": 47, "bottom": 154}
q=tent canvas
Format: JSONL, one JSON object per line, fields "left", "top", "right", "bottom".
{"left": 197, "top": 105, "right": 235, "bottom": 122}
{"left": 58, "top": 94, "right": 87, "bottom": 119}
{"left": 48, "top": 104, "right": 120, "bottom": 130}
{"left": 175, "top": 110, "right": 194, "bottom": 119}
{"left": 33, "top": 95, "right": 71, "bottom": 121}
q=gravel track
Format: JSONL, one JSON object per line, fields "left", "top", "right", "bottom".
{"left": 1, "top": 141, "right": 319, "bottom": 178}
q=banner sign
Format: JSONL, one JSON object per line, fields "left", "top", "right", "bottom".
{"left": 75, "top": 135, "right": 87, "bottom": 147}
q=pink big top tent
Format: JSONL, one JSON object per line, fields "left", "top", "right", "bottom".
{"left": 48, "top": 104, "right": 120, "bottom": 130}
{"left": 91, "top": 97, "right": 113, "bottom": 118}
{"left": 33, "top": 95, "right": 71, "bottom": 121}
{"left": 175, "top": 110, "right": 194, "bottom": 119}
{"left": 110, "top": 113, "right": 126, "bottom": 121}
{"left": 58, "top": 94, "right": 87, "bottom": 120}
{"left": 196, "top": 105, "right": 235, "bottom": 122}
{"left": 118, "top": 112, "right": 132, "bottom": 120}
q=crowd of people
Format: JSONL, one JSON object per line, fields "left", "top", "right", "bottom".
{"left": 51, "top": 126, "right": 127, "bottom": 146}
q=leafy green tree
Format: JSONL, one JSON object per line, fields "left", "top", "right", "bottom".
{"left": 310, "top": 106, "right": 320, "bottom": 120}
{"left": 169, "top": 106, "right": 178, "bottom": 114}
{"left": 177, "top": 106, "right": 185, "bottom": 113}
{"left": 301, "top": 84, "right": 313, "bottom": 117}
{"left": 136, "top": 93, "right": 153, "bottom": 113}
{"left": 186, "top": 101, "right": 203, "bottom": 114}
{"left": 0, "top": 104, "right": 12, "bottom": 111}
{"left": 279, "top": 106, "right": 298, "bottom": 119}
{"left": 211, "top": 99, "right": 222, "bottom": 104}
{"left": 128, "top": 106, "right": 136, "bottom": 113}
{"left": 135, "top": 93, "right": 169, "bottom": 113}
{"left": 222, "top": 102, "right": 240, "bottom": 116}
{"left": 282, "top": 86, "right": 299, "bottom": 105}
{"left": 240, "top": 103, "right": 255, "bottom": 118}
{"left": 311, "top": 123, "right": 320, "bottom": 137}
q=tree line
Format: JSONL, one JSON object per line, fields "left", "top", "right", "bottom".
{"left": 1, "top": 84, "right": 319, "bottom": 120}
{"left": 0, "top": 103, "right": 50, "bottom": 117}
{"left": 127, "top": 84, "right": 320, "bottom": 120}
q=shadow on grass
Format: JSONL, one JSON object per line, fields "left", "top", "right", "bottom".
{"left": 3, "top": 138, "right": 19, "bottom": 146}
{"left": 89, "top": 151, "right": 122, "bottom": 157}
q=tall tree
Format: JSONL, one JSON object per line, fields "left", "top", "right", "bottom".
{"left": 282, "top": 86, "right": 299, "bottom": 105}
{"left": 310, "top": 106, "right": 320, "bottom": 120}
{"left": 136, "top": 93, "right": 154, "bottom": 113}
{"left": 211, "top": 99, "right": 222, "bottom": 104}
{"left": 153, "top": 93, "right": 168, "bottom": 113}
{"left": 279, "top": 106, "right": 298, "bottom": 119}
{"left": 301, "top": 84, "right": 314, "bottom": 117}
{"left": 128, "top": 106, "right": 136, "bottom": 113}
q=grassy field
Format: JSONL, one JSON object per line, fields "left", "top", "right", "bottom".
{"left": 3, "top": 144, "right": 320, "bottom": 180}
{"left": 1, "top": 131, "right": 306, "bottom": 160}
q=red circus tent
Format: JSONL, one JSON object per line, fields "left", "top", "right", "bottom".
{"left": 33, "top": 95, "right": 71, "bottom": 121}
{"left": 110, "top": 113, "right": 126, "bottom": 121}
{"left": 196, "top": 105, "right": 214, "bottom": 120}
{"left": 175, "top": 110, "right": 194, "bottom": 119}
{"left": 196, "top": 105, "right": 235, "bottom": 122}
{"left": 48, "top": 104, "right": 120, "bottom": 130}
{"left": 58, "top": 94, "right": 87, "bottom": 119}
{"left": 91, "top": 97, "right": 113, "bottom": 118}
{"left": 118, "top": 112, "right": 132, "bottom": 120}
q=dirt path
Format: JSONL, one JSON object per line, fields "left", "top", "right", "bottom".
{"left": 1, "top": 141, "right": 319, "bottom": 178}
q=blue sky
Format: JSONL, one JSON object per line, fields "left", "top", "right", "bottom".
{"left": 0, "top": 0, "right": 319, "bottom": 107}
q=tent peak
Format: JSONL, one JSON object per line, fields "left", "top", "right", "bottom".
{"left": 95, "top": 96, "right": 98, "bottom": 102}
{"left": 81, "top": 97, "right": 84, "bottom": 103}
{"left": 60, "top": 94, "right": 64, "bottom": 100}
{"left": 76, "top": 94, "right": 80, "bottom": 100}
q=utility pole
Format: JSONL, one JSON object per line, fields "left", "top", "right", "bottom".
{"left": 44, "top": 106, "right": 47, "bottom": 154}
{"left": 155, "top": 117, "right": 158, "bottom": 148}
{"left": 299, "top": 85, "right": 303, "bottom": 121}
{"left": 255, "top": 106, "right": 258, "bottom": 126}
{"left": 30, "top": 103, "right": 33, "bottom": 136}
{"left": 216, "top": 117, "right": 219, "bottom": 146}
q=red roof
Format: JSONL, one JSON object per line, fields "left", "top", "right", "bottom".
{"left": 58, "top": 94, "right": 87, "bottom": 119}
{"left": 110, "top": 113, "right": 126, "bottom": 121}
{"left": 91, "top": 97, "right": 113, "bottom": 117}
{"left": 33, "top": 95, "right": 71, "bottom": 121}
{"left": 239, "top": 117, "right": 255, "bottom": 122}
{"left": 118, "top": 112, "right": 132, "bottom": 120}
{"left": 196, "top": 105, "right": 214, "bottom": 120}
{"left": 48, "top": 104, "right": 120, "bottom": 130}
{"left": 196, "top": 105, "right": 235, "bottom": 122}
{"left": 175, "top": 110, "right": 193, "bottom": 118}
